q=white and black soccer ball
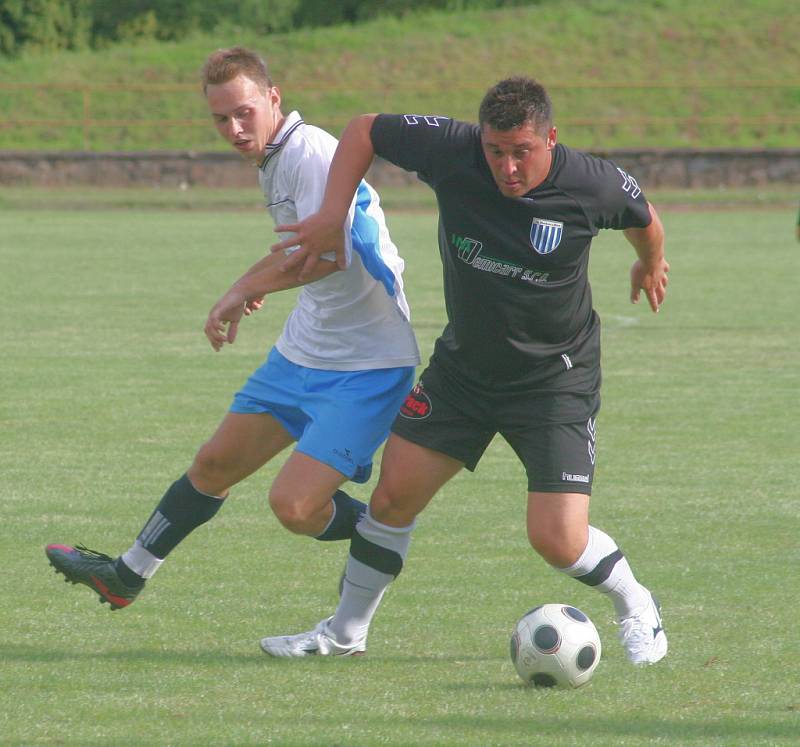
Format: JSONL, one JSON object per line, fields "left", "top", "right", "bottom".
{"left": 510, "top": 604, "right": 601, "bottom": 688}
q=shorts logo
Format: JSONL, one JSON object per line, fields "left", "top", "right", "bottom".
{"left": 399, "top": 384, "right": 432, "bottom": 420}
{"left": 562, "top": 472, "right": 590, "bottom": 483}
{"left": 333, "top": 447, "right": 354, "bottom": 464}
{"left": 530, "top": 218, "right": 563, "bottom": 255}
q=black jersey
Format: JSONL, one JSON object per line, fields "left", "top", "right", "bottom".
{"left": 371, "top": 114, "right": 652, "bottom": 394}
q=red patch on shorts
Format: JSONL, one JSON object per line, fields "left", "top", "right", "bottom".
{"left": 399, "top": 384, "right": 432, "bottom": 420}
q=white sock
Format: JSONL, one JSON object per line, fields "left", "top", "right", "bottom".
{"left": 120, "top": 540, "right": 164, "bottom": 579}
{"left": 560, "top": 525, "right": 650, "bottom": 618}
{"left": 327, "top": 510, "right": 414, "bottom": 646}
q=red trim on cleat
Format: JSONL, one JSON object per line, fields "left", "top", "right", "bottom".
{"left": 90, "top": 575, "right": 132, "bottom": 608}
{"left": 46, "top": 544, "right": 75, "bottom": 553}
{"left": 46, "top": 543, "right": 142, "bottom": 609}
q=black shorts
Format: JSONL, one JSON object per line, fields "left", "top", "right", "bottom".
{"left": 391, "top": 363, "right": 600, "bottom": 494}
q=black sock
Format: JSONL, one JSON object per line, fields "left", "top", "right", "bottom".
{"left": 315, "top": 490, "right": 367, "bottom": 541}
{"left": 134, "top": 473, "right": 224, "bottom": 559}
{"left": 115, "top": 557, "right": 146, "bottom": 588}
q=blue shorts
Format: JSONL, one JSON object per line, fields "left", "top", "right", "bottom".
{"left": 230, "top": 348, "right": 415, "bottom": 483}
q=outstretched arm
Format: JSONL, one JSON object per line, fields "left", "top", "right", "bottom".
{"left": 625, "top": 202, "right": 669, "bottom": 313}
{"left": 271, "top": 114, "right": 379, "bottom": 280}
{"left": 204, "top": 249, "right": 338, "bottom": 351}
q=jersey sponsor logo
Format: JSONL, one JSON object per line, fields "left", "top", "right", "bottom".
{"left": 399, "top": 384, "right": 432, "bottom": 420}
{"left": 453, "top": 234, "right": 483, "bottom": 264}
{"left": 403, "top": 114, "right": 449, "bottom": 127}
{"left": 616, "top": 167, "right": 642, "bottom": 199}
{"left": 451, "top": 233, "right": 551, "bottom": 284}
{"left": 529, "top": 218, "right": 563, "bottom": 255}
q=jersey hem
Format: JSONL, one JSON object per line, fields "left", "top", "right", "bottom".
{"left": 276, "top": 340, "right": 420, "bottom": 371}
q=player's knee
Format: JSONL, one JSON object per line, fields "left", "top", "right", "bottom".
{"left": 268, "top": 489, "right": 321, "bottom": 535}
{"left": 189, "top": 443, "right": 231, "bottom": 492}
{"left": 527, "top": 524, "right": 583, "bottom": 568}
{"left": 369, "top": 484, "right": 418, "bottom": 527}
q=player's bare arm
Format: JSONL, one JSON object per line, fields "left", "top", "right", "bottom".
{"left": 205, "top": 249, "right": 338, "bottom": 351}
{"left": 624, "top": 202, "right": 669, "bottom": 313}
{"left": 273, "top": 114, "right": 379, "bottom": 280}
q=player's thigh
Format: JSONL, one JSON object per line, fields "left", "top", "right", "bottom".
{"left": 502, "top": 392, "right": 599, "bottom": 494}
{"left": 370, "top": 434, "right": 464, "bottom": 526}
{"left": 393, "top": 376, "right": 496, "bottom": 472}
{"left": 297, "top": 365, "right": 415, "bottom": 485}
{"left": 190, "top": 411, "right": 294, "bottom": 487}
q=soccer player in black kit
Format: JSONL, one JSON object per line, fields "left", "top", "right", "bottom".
{"left": 261, "top": 77, "right": 670, "bottom": 665}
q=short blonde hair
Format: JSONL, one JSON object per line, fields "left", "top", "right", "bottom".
{"left": 201, "top": 47, "right": 273, "bottom": 94}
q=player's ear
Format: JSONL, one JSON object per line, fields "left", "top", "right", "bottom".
{"left": 546, "top": 126, "right": 557, "bottom": 150}
{"left": 269, "top": 85, "right": 281, "bottom": 109}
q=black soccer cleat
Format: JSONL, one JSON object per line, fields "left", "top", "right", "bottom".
{"left": 45, "top": 544, "right": 144, "bottom": 610}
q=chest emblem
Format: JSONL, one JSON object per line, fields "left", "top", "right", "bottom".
{"left": 530, "top": 218, "right": 563, "bottom": 255}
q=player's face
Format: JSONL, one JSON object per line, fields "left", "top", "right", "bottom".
{"left": 480, "top": 122, "right": 557, "bottom": 197}
{"left": 206, "top": 74, "right": 283, "bottom": 162}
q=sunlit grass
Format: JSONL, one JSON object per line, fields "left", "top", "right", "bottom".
{"left": 1, "top": 202, "right": 798, "bottom": 745}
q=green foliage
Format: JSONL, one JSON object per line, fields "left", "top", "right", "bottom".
{"left": 89, "top": 0, "right": 301, "bottom": 45}
{"left": 0, "top": 0, "right": 797, "bottom": 149}
{"left": 293, "top": 0, "right": 538, "bottom": 25}
{"left": 0, "top": 0, "right": 540, "bottom": 54}
{"left": 0, "top": 0, "right": 91, "bottom": 54}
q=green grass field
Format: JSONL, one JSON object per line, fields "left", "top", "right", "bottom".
{"left": 1, "top": 196, "right": 798, "bottom": 745}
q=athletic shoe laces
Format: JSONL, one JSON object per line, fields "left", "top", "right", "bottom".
{"left": 73, "top": 544, "right": 115, "bottom": 562}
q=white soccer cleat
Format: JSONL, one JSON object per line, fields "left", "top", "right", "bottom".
{"left": 618, "top": 593, "right": 668, "bottom": 665}
{"left": 259, "top": 617, "right": 366, "bottom": 658}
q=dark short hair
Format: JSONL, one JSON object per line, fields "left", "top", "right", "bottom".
{"left": 201, "top": 47, "right": 273, "bottom": 94}
{"left": 478, "top": 76, "right": 553, "bottom": 134}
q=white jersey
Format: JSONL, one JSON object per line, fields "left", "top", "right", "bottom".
{"left": 257, "top": 111, "right": 420, "bottom": 371}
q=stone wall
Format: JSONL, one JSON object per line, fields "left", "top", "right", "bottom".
{"left": 0, "top": 149, "right": 797, "bottom": 189}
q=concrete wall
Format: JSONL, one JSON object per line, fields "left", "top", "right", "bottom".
{"left": 0, "top": 149, "right": 798, "bottom": 189}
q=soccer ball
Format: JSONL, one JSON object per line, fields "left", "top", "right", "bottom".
{"left": 510, "top": 604, "right": 601, "bottom": 688}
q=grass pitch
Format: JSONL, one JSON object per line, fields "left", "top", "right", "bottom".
{"left": 0, "top": 196, "right": 798, "bottom": 745}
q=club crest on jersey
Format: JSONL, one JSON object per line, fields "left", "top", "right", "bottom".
{"left": 529, "top": 218, "right": 563, "bottom": 255}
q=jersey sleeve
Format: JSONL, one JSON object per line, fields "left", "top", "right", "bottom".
{"left": 284, "top": 142, "right": 353, "bottom": 266}
{"left": 370, "top": 114, "right": 474, "bottom": 187}
{"left": 580, "top": 154, "right": 652, "bottom": 231}
{"left": 286, "top": 144, "right": 332, "bottom": 222}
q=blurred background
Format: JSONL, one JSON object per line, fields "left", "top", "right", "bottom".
{"left": 0, "top": 0, "right": 797, "bottom": 197}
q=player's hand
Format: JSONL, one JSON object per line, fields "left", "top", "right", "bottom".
{"left": 244, "top": 296, "right": 264, "bottom": 316}
{"left": 272, "top": 211, "right": 347, "bottom": 281}
{"left": 205, "top": 289, "right": 247, "bottom": 351}
{"left": 630, "top": 258, "right": 670, "bottom": 312}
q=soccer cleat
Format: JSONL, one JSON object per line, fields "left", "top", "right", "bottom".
{"left": 45, "top": 544, "right": 144, "bottom": 610}
{"left": 618, "top": 592, "right": 668, "bottom": 665}
{"left": 259, "top": 617, "right": 366, "bottom": 658}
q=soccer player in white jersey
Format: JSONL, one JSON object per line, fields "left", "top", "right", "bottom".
{"left": 45, "top": 47, "right": 419, "bottom": 613}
